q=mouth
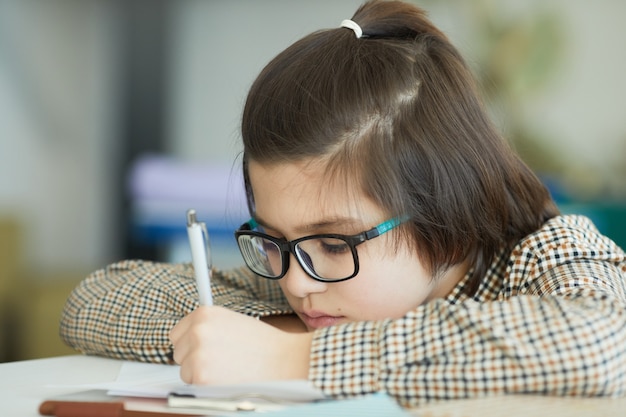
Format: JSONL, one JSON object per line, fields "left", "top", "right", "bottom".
{"left": 299, "top": 311, "right": 344, "bottom": 329}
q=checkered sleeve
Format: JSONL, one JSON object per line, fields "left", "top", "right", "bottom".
{"left": 309, "top": 216, "right": 626, "bottom": 407}
{"left": 60, "top": 259, "right": 292, "bottom": 363}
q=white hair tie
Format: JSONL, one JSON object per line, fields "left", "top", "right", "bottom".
{"left": 340, "top": 19, "right": 362, "bottom": 39}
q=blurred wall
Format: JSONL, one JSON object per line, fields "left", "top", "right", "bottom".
{"left": 166, "top": 0, "right": 365, "bottom": 163}
{"left": 424, "top": 0, "right": 626, "bottom": 198}
{"left": 0, "top": 0, "right": 121, "bottom": 273}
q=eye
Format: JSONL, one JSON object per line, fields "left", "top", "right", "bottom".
{"left": 318, "top": 238, "right": 351, "bottom": 255}
{"left": 261, "top": 239, "right": 280, "bottom": 254}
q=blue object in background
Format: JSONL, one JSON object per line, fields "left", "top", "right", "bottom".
{"left": 559, "top": 202, "right": 626, "bottom": 250}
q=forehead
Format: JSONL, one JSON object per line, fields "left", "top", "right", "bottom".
{"left": 247, "top": 158, "right": 383, "bottom": 230}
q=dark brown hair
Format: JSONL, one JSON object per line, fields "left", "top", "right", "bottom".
{"left": 241, "top": 0, "right": 559, "bottom": 294}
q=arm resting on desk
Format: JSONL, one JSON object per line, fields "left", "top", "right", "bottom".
{"left": 59, "top": 260, "right": 293, "bottom": 363}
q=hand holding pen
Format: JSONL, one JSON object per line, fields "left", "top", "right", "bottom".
{"left": 186, "top": 209, "right": 213, "bottom": 306}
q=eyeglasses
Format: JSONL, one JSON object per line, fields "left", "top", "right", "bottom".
{"left": 234, "top": 217, "right": 407, "bottom": 282}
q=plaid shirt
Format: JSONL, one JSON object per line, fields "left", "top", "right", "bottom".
{"left": 60, "top": 215, "right": 626, "bottom": 407}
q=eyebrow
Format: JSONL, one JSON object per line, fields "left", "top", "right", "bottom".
{"left": 253, "top": 215, "right": 366, "bottom": 236}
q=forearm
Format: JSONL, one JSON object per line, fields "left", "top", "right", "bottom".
{"left": 60, "top": 260, "right": 297, "bottom": 363}
{"left": 60, "top": 260, "right": 196, "bottom": 363}
{"left": 308, "top": 294, "right": 626, "bottom": 407}
{"left": 212, "top": 265, "right": 291, "bottom": 307}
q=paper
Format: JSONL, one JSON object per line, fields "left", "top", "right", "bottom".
{"left": 106, "top": 361, "right": 184, "bottom": 397}
{"left": 45, "top": 362, "right": 182, "bottom": 397}
{"left": 172, "top": 380, "right": 326, "bottom": 403}
{"left": 104, "top": 362, "right": 325, "bottom": 403}
{"left": 45, "top": 361, "right": 410, "bottom": 415}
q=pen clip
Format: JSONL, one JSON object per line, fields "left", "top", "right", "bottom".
{"left": 200, "top": 221, "right": 212, "bottom": 273}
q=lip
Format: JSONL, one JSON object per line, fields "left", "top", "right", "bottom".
{"left": 300, "top": 311, "right": 344, "bottom": 329}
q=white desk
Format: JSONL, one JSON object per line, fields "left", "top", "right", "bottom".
{"left": 1, "top": 355, "right": 625, "bottom": 416}
{"left": 0, "top": 355, "right": 122, "bottom": 416}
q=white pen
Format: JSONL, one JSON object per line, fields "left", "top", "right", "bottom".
{"left": 186, "top": 209, "right": 213, "bottom": 306}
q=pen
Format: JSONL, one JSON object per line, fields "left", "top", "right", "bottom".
{"left": 186, "top": 209, "right": 213, "bottom": 306}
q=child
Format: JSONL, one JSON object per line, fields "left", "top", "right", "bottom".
{"left": 60, "top": 0, "right": 626, "bottom": 408}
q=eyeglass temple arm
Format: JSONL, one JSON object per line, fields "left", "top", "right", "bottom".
{"left": 364, "top": 216, "right": 409, "bottom": 240}
{"left": 246, "top": 218, "right": 258, "bottom": 230}
{"left": 245, "top": 216, "right": 407, "bottom": 239}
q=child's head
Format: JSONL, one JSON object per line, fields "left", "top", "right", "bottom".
{"left": 240, "top": 0, "right": 558, "bottom": 297}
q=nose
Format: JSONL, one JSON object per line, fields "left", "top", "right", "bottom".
{"left": 281, "top": 254, "right": 328, "bottom": 298}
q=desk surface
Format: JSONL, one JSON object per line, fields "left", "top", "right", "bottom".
{"left": 0, "top": 355, "right": 121, "bottom": 416}
{"left": 1, "top": 355, "right": 625, "bottom": 416}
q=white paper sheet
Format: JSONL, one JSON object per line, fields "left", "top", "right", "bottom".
{"left": 97, "top": 362, "right": 325, "bottom": 403}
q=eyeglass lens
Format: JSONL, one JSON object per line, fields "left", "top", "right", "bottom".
{"left": 236, "top": 234, "right": 356, "bottom": 280}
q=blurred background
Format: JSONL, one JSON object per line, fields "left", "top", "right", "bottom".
{"left": 0, "top": 0, "right": 624, "bottom": 361}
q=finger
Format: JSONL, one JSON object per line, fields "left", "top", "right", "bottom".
{"left": 169, "top": 306, "right": 205, "bottom": 345}
{"left": 178, "top": 347, "right": 213, "bottom": 385}
{"left": 179, "top": 364, "right": 192, "bottom": 384}
{"left": 170, "top": 319, "right": 195, "bottom": 364}
{"left": 170, "top": 309, "right": 212, "bottom": 365}
{"left": 169, "top": 314, "right": 190, "bottom": 344}
{"left": 171, "top": 339, "right": 187, "bottom": 365}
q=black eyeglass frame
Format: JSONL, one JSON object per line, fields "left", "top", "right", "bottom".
{"left": 234, "top": 217, "right": 407, "bottom": 283}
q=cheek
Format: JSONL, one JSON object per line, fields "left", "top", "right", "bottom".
{"left": 340, "top": 251, "right": 434, "bottom": 320}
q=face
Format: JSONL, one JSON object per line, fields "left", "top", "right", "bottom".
{"left": 248, "top": 158, "right": 465, "bottom": 330}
